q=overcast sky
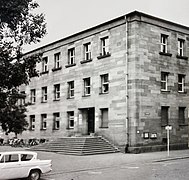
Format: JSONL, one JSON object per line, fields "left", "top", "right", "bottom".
{"left": 24, "top": 0, "right": 189, "bottom": 52}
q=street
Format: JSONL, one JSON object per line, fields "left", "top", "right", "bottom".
{"left": 41, "top": 158, "right": 189, "bottom": 180}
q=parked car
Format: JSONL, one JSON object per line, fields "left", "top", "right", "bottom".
{"left": 0, "top": 151, "right": 52, "bottom": 180}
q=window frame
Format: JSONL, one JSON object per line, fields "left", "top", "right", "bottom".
{"left": 178, "top": 74, "right": 185, "bottom": 93}
{"left": 54, "top": 84, "right": 60, "bottom": 100}
{"left": 84, "top": 42, "right": 92, "bottom": 61}
{"left": 83, "top": 77, "right": 91, "bottom": 96}
{"left": 41, "top": 86, "right": 47, "bottom": 103}
{"left": 41, "top": 114, "right": 47, "bottom": 130}
{"left": 68, "top": 81, "right": 74, "bottom": 98}
{"left": 178, "top": 107, "right": 186, "bottom": 125}
{"left": 30, "top": 89, "right": 36, "bottom": 104}
{"left": 161, "top": 106, "right": 169, "bottom": 126}
{"left": 100, "top": 108, "right": 109, "bottom": 128}
{"left": 54, "top": 52, "right": 61, "bottom": 69}
{"left": 29, "top": 115, "right": 35, "bottom": 131}
{"left": 53, "top": 112, "right": 60, "bottom": 130}
{"left": 42, "top": 57, "right": 48, "bottom": 73}
{"left": 100, "top": 74, "right": 109, "bottom": 94}
{"left": 161, "top": 72, "right": 169, "bottom": 91}
{"left": 101, "top": 36, "right": 109, "bottom": 56}
{"left": 67, "top": 111, "right": 74, "bottom": 129}
{"left": 160, "top": 34, "right": 168, "bottom": 53}
{"left": 68, "top": 48, "right": 75, "bottom": 65}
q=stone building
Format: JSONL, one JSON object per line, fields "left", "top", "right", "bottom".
{"left": 19, "top": 11, "right": 189, "bottom": 151}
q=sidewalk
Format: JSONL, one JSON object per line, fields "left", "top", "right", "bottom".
{"left": 1, "top": 146, "right": 189, "bottom": 174}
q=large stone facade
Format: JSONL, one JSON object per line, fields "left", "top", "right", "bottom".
{"left": 16, "top": 11, "right": 189, "bottom": 150}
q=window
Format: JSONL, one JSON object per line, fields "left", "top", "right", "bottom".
{"left": 178, "top": 107, "right": 186, "bottom": 124}
{"left": 178, "top": 74, "right": 185, "bottom": 93}
{"left": 19, "top": 91, "right": 26, "bottom": 105}
{"left": 68, "top": 48, "right": 75, "bottom": 65}
{"left": 178, "top": 39, "right": 184, "bottom": 56}
{"left": 161, "top": 106, "right": 169, "bottom": 126}
{"left": 68, "top": 81, "right": 74, "bottom": 98}
{"left": 41, "top": 87, "right": 47, "bottom": 102}
{"left": 100, "top": 108, "right": 109, "bottom": 128}
{"left": 30, "top": 89, "right": 36, "bottom": 104}
{"left": 161, "top": 72, "right": 168, "bottom": 91}
{"left": 67, "top": 111, "right": 74, "bottom": 129}
{"left": 54, "top": 52, "right": 61, "bottom": 69}
{"left": 3, "top": 154, "right": 19, "bottom": 163}
{"left": 54, "top": 84, "right": 60, "bottom": 100}
{"left": 21, "top": 154, "right": 33, "bottom": 161}
{"left": 101, "top": 36, "right": 109, "bottom": 56}
{"left": 84, "top": 42, "right": 91, "bottom": 60}
{"left": 83, "top": 77, "right": 91, "bottom": 96}
{"left": 100, "top": 74, "right": 109, "bottom": 94}
{"left": 42, "top": 57, "right": 48, "bottom": 73}
{"left": 53, "top": 113, "right": 60, "bottom": 130}
{"left": 160, "top": 34, "right": 168, "bottom": 53}
{"left": 41, "top": 114, "right": 47, "bottom": 130}
{"left": 29, "top": 115, "right": 35, "bottom": 130}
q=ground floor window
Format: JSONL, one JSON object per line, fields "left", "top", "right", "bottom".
{"left": 41, "top": 114, "right": 47, "bottom": 130}
{"left": 178, "top": 107, "right": 186, "bottom": 125}
{"left": 67, "top": 111, "right": 74, "bottom": 129}
{"left": 29, "top": 115, "right": 35, "bottom": 130}
{"left": 100, "top": 108, "right": 109, "bottom": 128}
{"left": 53, "top": 112, "right": 60, "bottom": 130}
{"left": 161, "top": 106, "right": 169, "bottom": 126}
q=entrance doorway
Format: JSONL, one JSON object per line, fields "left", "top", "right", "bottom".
{"left": 79, "top": 107, "right": 95, "bottom": 135}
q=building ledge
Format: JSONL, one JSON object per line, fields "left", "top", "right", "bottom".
{"left": 65, "top": 63, "right": 76, "bottom": 68}
{"left": 80, "top": 59, "right": 93, "bottom": 64}
{"left": 97, "top": 52, "right": 111, "bottom": 59}
{"left": 176, "top": 55, "right": 188, "bottom": 60}
{"left": 159, "top": 52, "right": 172, "bottom": 57}
{"left": 52, "top": 66, "right": 62, "bottom": 72}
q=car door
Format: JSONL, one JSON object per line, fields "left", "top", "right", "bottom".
{"left": 0, "top": 153, "right": 23, "bottom": 180}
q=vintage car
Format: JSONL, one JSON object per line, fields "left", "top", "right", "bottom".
{"left": 0, "top": 151, "right": 52, "bottom": 180}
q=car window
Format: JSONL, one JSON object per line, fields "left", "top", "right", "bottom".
{"left": 0, "top": 156, "right": 4, "bottom": 163}
{"left": 4, "top": 154, "right": 19, "bottom": 163}
{"left": 21, "top": 154, "right": 33, "bottom": 161}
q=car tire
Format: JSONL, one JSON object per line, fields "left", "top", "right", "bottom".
{"left": 28, "top": 169, "right": 41, "bottom": 180}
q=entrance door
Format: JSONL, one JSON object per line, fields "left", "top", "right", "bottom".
{"left": 87, "top": 108, "right": 95, "bottom": 134}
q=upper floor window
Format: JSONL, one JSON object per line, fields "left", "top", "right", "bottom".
{"left": 68, "top": 48, "right": 75, "bottom": 65}
{"left": 160, "top": 34, "right": 168, "bottom": 53}
{"left": 29, "top": 115, "right": 35, "bottom": 131}
{"left": 30, "top": 89, "right": 36, "bottom": 104}
{"left": 161, "top": 72, "right": 168, "bottom": 91}
{"left": 41, "top": 114, "right": 47, "bottom": 130}
{"left": 178, "top": 39, "right": 184, "bottom": 57}
{"left": 41, "top": 86, "right": 47, "bottom": 102}
{"left": 54, "top": 52, "right": 61, "bottom": 69}
{"left": 101, "top": 36, "right": 109, "bottom": 56}
{"left": 178, "top": 74, "right": 185, "bottom": 93}
{"left": 84, "top": 42, "right": 92, "bottom": 60}
{"left": 54, "top": 84, "right": 60, "bottom": 100}
{"left": 68, "top": 81, "right": 74, "bottom": 98}
{"left": 100, "top": 74, "right": 109, "bottom": 94}
{"left": 83, "top": 77, "right": 91, "bottom": 96}
{"left": 53, "top": 112, "right": 60, "bottom": 130}
{"left": 42, "top": 57, "right": 48, "bottom": 73}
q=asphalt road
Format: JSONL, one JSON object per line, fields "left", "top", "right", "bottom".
{"left": 41, "top": 158, "right": 189, "bottom": 180}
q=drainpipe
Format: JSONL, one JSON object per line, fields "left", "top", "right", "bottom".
{"left": 125, "top": 15, "right": 130, "bottom": 153}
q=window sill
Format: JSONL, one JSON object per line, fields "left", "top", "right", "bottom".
{"left": 99, "top": 127, "right": 109, "bottom": 129}
{"left": 65, "top": 63, "right": 76, "bottom": 68}
{"left": 178, "top": 91, "right": 187, "bottom": 94}
{"left": 52, "top": 66, "right": 62, "bottom": 72}
{"left": 99, "top": 92, "right": 109, "bottom": 95}
{"left": 159, "top": 52, "right": 172, "bottom": 57}
{"left": 29, "top": 103, "right": 35, "bottom": 105}
{"left": 179, "top": 124, "right": 188, "bottom": 126}
{"left": 41, "top": 101, "right": 47, "bottom": 103}
{"left": 82, "top": 95, "right": 91, "bottom": 97}
{"left": 40, "top": 71, "right": 49, "bottom": 75}
{"left": 176, "top": 55, "right": 188, "bottom": 60}
{"left": 97, "top": 53, "right": 111, "bottom": 59}
{"left": 67, "top": 97, "right": 74, "bottom": 99}
{"left": 53, "top": 99, "right": 60, "bottom": 102}
{"left": 66, "top": 127, "right": 74, "bottom": 130}
{"left": 53, "top": 128, "right": 60, "bottom": 130}
{"left": 161, "top": 90, "right": 170, "bottom": 93}
{"left": 80, "top": 59, "right": 92, "bottom": 64}
{"left": 40, "top": 129, "right": 47, "bottom": 131}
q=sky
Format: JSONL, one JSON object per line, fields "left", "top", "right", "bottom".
{"left": 24, "top": 0, "right": 189, "bottom": 52}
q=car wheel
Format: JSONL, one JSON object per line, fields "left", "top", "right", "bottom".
{"left": 28, "top": 170, "right": 41, "bottom": 180}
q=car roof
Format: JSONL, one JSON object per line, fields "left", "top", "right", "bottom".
{"left": 0, "top": 151, "right": 37, "bottom": 155}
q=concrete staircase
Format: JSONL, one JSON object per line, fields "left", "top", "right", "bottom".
{"left": 30, "top": 136, "right": 120, "bottom": 155}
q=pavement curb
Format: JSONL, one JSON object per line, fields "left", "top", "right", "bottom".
{"left": 153, "top": 156, "right": 189, "bottom": 162}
